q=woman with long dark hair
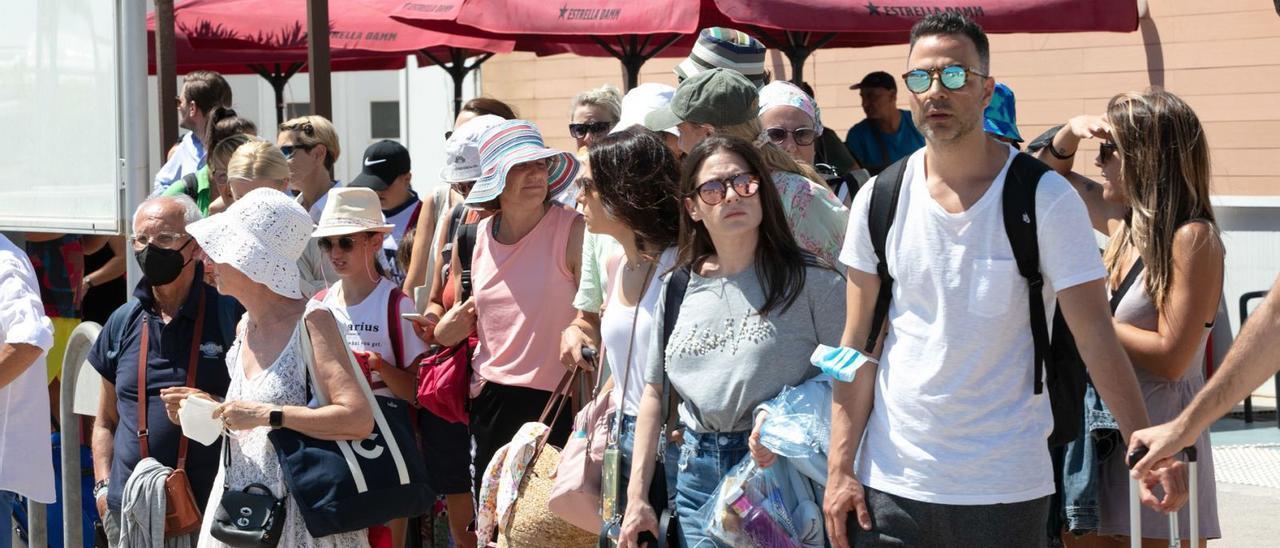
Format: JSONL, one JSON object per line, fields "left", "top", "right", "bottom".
{"left": 618, "top": 136, "right": 846, "bottom": 548}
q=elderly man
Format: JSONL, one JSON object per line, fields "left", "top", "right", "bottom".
{"left": 89, "top": 195, "right": 241, "bottom": 546}
{"left": 0, "top": 232, "right": 55, "bottom": 548}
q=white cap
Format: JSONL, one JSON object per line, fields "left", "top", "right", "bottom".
{"left": 439, "top": 114, "right": 508, "bottom": 184}
{"left": 611, "top": 83, "right": 679, "bottom": 137}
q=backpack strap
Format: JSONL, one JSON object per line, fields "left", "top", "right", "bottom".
{"left": 1000, "top": 153, "right": 1054, "bottom": 395}
{"left": 659, "top": 266, "right": 692, "bottom": 444}
{"left": 864, "top": 156, "right": 910, "bottom": 353}
{"left": 1110, "top": 257, "right": 1146, "bottom": 314}
{"left": 455, "top": 212, "right": 479, "bottom": 300}
{"left": 387, "top": 285, "right": 406, "bottom": 367}
{"left": 180, "top": 172, "right": 200, "bottom": 202}
{"left": 405, "top": 201, "right": 424, "bottom": 235}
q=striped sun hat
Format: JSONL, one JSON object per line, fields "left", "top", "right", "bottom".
{"left": 465, "top": 120, "right": 580, "bottom": 205}
{"left": 675, "top": 27, "right": 767, "bottom": 86}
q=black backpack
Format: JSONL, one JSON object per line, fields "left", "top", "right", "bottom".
{"left": 864, "top": 152, "right": 1087, "bottom": 448}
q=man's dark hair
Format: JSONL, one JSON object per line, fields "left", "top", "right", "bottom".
{"left": 181, "top": 70, "right": 232, "bottom": 114}
{"left": 908, "top": 12, "right": 990, "bottom": 72}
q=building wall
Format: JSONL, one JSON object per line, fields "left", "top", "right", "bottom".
{"left": 480, "top": 0, "right": 1280, "bottom": 199}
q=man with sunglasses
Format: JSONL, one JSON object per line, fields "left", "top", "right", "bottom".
{"left": 88, "top": 196, "right": 240, "bottom": 546}
{"left": 843, "top": 71, "right": 925, "bottom": 176}
{"left": 349, "top": 140, "right": 422, "bottom": 287}
{"left": 826, "top": 13, "right": 1182, "bottom": 548}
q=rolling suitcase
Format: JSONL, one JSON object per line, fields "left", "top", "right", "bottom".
{"left": 1127, "top": 446, "right": 1200, "bottom": 548}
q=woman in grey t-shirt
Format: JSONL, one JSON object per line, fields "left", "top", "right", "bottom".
{"left": 619, "top": 136, "right": 846, "bottom": 548}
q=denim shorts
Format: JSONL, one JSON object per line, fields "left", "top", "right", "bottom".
{"left": 673, "top": 429, "right": 750, "bottom": 548}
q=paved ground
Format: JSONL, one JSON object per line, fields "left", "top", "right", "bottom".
{"left": 1209, "top": 414, "right": 1280, "bottom": 545}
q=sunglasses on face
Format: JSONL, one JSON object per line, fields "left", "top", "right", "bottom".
{"left": 1098, "top": 141, "right": 1118, "bottom": 163}
{"left": 568, "top": 121, "right": 614, "bottom": 139}
{"left": 764, "top": 127, "right": 818, "bottom": 147}
{"left": 901, "top": 64, "right": 988, "bottom": 94}
{"left": 317, "top": 234, "right": 369, "bottom": 253}
{"left": 692, "top": 173, "right": 760, "bottom": 205}
{"left": 451, "top": 180, "right": 475, "bottom": 195}
{"left": 280, "top": 144, "right": 315, "bottom": 159}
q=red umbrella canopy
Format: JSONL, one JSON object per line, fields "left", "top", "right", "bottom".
{"left": 165, "top": 0, "right": 513, "bottom": 55}
{"left": 704, "top": 0, "right": 1138, "bottom": 82}
{"left": 146, "top": 32, "right": 415, "bottom": 76}
{"left": 711, "top": 0, "right": 1138, "bottom": 46}
{"left": 391, "top": 0, "right": 699, "bottom": 88}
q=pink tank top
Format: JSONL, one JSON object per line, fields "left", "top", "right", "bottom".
{"left": 472, "top": 205, "right": 580, "bottom": 392}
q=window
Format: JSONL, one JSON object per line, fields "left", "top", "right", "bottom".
{"left": 370, "top": 101, "right": 400, "bottom": 139}
{"left": 286, "top": 102, "right": 311, "bottom": 119}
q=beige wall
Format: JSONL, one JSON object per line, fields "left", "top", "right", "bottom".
{"left": 479, "top": 0, "right": 1279, "bottom": 197}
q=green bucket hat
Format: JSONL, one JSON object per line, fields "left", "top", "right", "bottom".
{"left": 644, "top": 68, "right": 758, "bottom": 132}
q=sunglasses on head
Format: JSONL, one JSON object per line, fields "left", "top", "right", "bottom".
{"left": 1098, "top": 141, "right": 1118, "bottom": 163}
{"left": 764, "top": 127, "right": 818, "bottom": 147}
{"left": 317, "top": 234, "right": 369, "bottom": 253}
{"left": 280, "top": 144, "right": 315, "bottom": 159}
{"left": 569, "top": 121, "right": 614, "bottom": 139}
{"left": 901, "top": 64, "right": 988, "bottom": 94}
{"left": 692, "top": 173, "right": 760, "bottom": 205}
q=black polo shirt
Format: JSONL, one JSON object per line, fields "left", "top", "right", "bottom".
{"left": 88, "top": 267, "right": 242, "bottom": 512}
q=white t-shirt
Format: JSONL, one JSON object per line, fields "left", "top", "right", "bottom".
{"left": 840, "top": 146, "right": 1106, "bottom": 505}
{"left": 322, "top": 278, "right": 428, "bottom": 398}
{"left": 379, "top": 195, "right": 422, "bottom": 287}
{"left": 600, "top": 248, "right": 675, "bottom": 416}
{"left": 0, "top": 235, "right": 55, "bottom": 502}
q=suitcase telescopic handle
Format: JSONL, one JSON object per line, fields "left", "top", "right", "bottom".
{"left": 1126, "top": 445, "right": 1199, "bottom": 547}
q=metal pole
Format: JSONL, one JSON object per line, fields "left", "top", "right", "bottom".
{"left": 58, "top": 323, "right": 102, "bottom": 548}
{"left": 307, "top": 0, "right": 332, "bottom": 120}
{"left": 153, "top": 0, "right": 178, "bottom": 160}
{"left": 123, "top": 0, "right": 150, "bottom": 289}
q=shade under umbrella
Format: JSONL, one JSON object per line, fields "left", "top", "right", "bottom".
{"left": 392, "top": 0, "right": 700, "bottom": 89}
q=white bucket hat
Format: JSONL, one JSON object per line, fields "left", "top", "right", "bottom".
{"left": 312, "top": 187, "right": 394, "bottom": 238}
{"left": 611, "top": 83, "right": 679, "bottom": 137}
{"left": 439, "top": 114, "right": 508, "bottom": 184}
{"left": 187, "top": 187, "right": 314, "bottom": 299}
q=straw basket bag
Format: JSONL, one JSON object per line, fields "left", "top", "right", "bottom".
{"left": 495, "top": 365, "right": 596, "bottom": 548}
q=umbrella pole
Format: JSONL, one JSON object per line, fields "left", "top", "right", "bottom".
{"left": 251, "top": 62, "right": 304, "bottom": 127}
{"left": 153, "top": 0, "right": 178, "bottom": 160}
{"left": 421, "top": 48, "right": 494, "bottom": 120}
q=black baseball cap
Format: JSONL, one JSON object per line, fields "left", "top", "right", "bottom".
{"left": 850, "top": 71, "right": 896, "bottom": 92}
{"left": 350, "top": 140, "right": 410, "bottom": 190}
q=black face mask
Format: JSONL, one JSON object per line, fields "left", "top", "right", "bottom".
{"left": 135, "top": 239, "right": 192, "bottom": 286}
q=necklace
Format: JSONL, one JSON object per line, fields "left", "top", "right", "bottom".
{"left": 623, "top": 255, "right": 652, "bottom": 272}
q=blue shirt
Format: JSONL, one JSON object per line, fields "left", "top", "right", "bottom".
{"left": 88, "top": 267, "right": 241, "bottom": 511}
{"left": 844, "top": 109, "right": 925, "bottom": 174}
{"left": 152, "top": 132, "right": 205, "bottom": 194}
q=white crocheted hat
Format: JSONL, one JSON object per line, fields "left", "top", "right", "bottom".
{"left": 187, "top": 187, "right": 314, "bottom": 299}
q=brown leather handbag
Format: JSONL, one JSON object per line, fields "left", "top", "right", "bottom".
{"left": 135, "top": 290, "right": 207, "bottom": 537}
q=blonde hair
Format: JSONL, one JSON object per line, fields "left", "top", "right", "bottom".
{"left": 1102, "top": 89, "right": 1218, "bottom": 310}
{"left": 570, "top": 84, "right": 622, "bottom": 122}
{"left": 279, "top": 115, "right": 341, "bottom": 177}
{"left": 227, "top": 140, "right": 290, "bottom": 183}
{"left": 714, "top": 117, "right": 823, "bottom": 182}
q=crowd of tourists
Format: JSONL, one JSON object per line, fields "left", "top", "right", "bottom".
{"left": 3, "top": 11, "right": 1279, "bottom": 548}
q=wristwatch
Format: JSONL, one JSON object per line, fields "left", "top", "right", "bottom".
{"left": 93, "top": 479, "right": 109, "bottom": 499}
{"left": 269, "top": 406, "right": 285, "bottom": 429}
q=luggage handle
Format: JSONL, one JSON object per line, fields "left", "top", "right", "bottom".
{"left": 1126, "top": 446, "right": 1198, "bottom": 548}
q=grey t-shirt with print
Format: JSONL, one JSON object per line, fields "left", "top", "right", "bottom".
{"left": 643, "top": 264, "right": 846, "bottom": 433}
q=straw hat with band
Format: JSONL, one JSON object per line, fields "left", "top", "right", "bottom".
{"left": 644, "top": 68, "right": 759, "bottom": 133}
{"left": 464, "top": 120, "right": 580, "bottom": 206}
{"left": 312, "top": 187, "right": 395, "bottom": 238}
{"left": 439, "top": 114, "right": 508, "bottom": 184}
{"left": 186, "top": 187, "right": 315, "bottom": 299}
